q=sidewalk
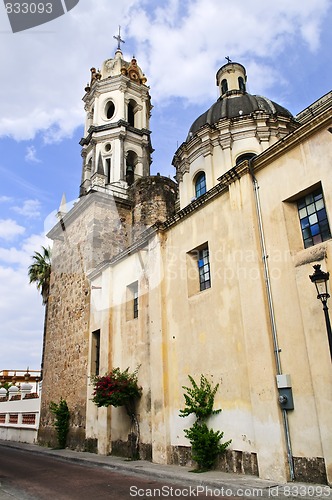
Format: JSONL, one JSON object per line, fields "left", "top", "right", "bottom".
{"left": 0, "top": 439, "right": 331, "bottom": 499}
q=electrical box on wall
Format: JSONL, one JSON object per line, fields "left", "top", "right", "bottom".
{"left": 276, "top": 374, "right": 294, "bottom": 410}
{"left": 276, "top": 374, "right": 292, "bottom": 388}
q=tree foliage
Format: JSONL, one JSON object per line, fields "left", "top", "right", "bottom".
{"left": 28, "top": 246, "right": 52, "bottom": 304}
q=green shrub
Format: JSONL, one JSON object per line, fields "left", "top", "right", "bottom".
{"left": 179, "top": 374, "right": 221, "bottom": 421}
{"left": 180, "top": 374, "right": 231, "bottom": 471}
{"left": 184, "top": 421, "right": 231, "bottom": 471}
{"left": 49, "top": 398, "right": 70, "bottom": 449}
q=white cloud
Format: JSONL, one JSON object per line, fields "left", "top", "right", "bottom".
{"left": 0, "top": 196, "right": 12, "bottom": 203}
{"left": 0, "top": 231, "right": 51, "bottom": 369}
{"left": 0, "top": 219, "right": 25, "bottom": 241}
{"left": 12, "top": 199, "right": 41, "bottom": 219}
{"left": 0, "top": 0, "right": 330, "bottom": 143}
{"left": 25, "top": 145, "right": 41, "bottom": 163}
{"left": 0, "top": 232, "right": 50, "bottom": 266}
{"left": 0, "top": 264, "right": 44, "bottom": 370}
{"left": 127, "top": 0, "right": 331, "bottom": 103}
{"left": 0, "top": 0, "right": 139, "bottom": 141}
{"left": 22, "top": 233, "right": 52, "bottom": 267}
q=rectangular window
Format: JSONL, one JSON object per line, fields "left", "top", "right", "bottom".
{"left": 91, "top": 329, "right": 100, "bottom": 376}
{"left": 133, "top": 288, "right": 139, "bottom": 318}
{"left": 126, "top": 281, "right": 139, "bottom": 320}
{"left": 106, "top": 158, "right": 111, "bottom": 184}
{"left": 198, "top": 247, "right": 211, "bottom": 291}
{"left": 187, "top": 243, "right": 211, "bottom": 296}
{"left": 297, "top": 188, "right": 331, "bottom": 248}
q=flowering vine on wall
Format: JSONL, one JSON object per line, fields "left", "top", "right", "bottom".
{"left": 91, "top": 366, "right": 142, "bottom": 459}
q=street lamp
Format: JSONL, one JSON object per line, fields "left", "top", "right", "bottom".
{"left": 309, "top": 264, "right": 332, "bottom": 360}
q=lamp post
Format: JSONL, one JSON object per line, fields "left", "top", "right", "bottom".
{"left": 309, "top": 264, "right": 332, "bottom": 360}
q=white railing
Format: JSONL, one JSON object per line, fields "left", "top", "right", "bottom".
{"left": 0, "top": 385, "right": 41, "bottom": 444}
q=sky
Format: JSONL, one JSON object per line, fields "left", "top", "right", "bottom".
{"left": 0, "top": 0, "right": 331, "bottom": 372}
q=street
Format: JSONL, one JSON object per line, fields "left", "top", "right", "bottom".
{"left": 0, "top": 445, "right": 225, "bottom": 499}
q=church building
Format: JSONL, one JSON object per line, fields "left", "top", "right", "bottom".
{"left": 38, "top": 39, "right": 332, "bottom": 485}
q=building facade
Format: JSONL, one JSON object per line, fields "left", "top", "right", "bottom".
{"left": 39, "top": 47, "right": 332, "bottom": 485}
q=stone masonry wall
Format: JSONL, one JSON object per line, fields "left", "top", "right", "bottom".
{"left": 129, "top": 175, "right": 178, "bottom": 235}
{"left": 38, "top": 192, "right": 132, "bottom": 450}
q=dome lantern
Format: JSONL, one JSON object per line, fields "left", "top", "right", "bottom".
{"left": 216, "top": 60, "right": 247, "bottom": 97}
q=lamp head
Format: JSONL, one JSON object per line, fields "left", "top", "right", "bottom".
{"left": 309, "top": 264, "right": 330, "bottom": 302}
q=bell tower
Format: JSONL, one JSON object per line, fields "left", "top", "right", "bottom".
{"left": 79, "top": 29, "right": 153, "bottom": 199}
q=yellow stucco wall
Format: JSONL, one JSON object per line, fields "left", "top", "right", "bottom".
{"left": 87, "top": 104, "right": 332, "bottom": 484}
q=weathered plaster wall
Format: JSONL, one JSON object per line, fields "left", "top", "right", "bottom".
{"left": 86, "top": 116, "right": 332, "bottom": 484}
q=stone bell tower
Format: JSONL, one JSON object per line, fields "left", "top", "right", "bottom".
{"left": 79, "top": 30, "right": 153, "bottom": 199}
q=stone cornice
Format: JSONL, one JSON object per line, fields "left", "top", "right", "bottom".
{"left": 252, "top": 105, "right": 332, "bottom": 173}
{"left": 83, "top": 75, "right": 150, "bottom": 104}
{"left": 296, "top": 90, "right": 332, "bottom": 125}
{"left": 172, "top": 114, "right": 297, "bottom": 177}
{"left": 80, "top": 122, "right": 151, "bottom": 146}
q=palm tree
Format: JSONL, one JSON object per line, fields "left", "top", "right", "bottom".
{"left": 28, "top": 246, "right": 52, "bottom": 379}
{"left": 28, "top": 246, "right": 52, "bottom": 304}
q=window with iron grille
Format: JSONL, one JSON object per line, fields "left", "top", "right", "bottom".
{"left": 187, "top": 243, "right": 212, "bottom": 296}
{"left": 198, "top": 247, "right": 211, "bottom": 291}
{"left": 126, "top": 281, "right": 139, "bottom": 320}
{"left": 133, "top": 288, "right": 138, "bottom": 319}
{"left": 297, "top": 188, "right": 331, "bottom": 248}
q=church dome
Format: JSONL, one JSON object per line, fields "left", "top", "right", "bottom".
{"left": 187, "top": 94, "right": 293, "bottom": 139}
{"left": 187, "top": 61, "right": 294, "bottom": 140}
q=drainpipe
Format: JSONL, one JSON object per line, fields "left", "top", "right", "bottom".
{"left": 249, "top": 158, "right": 295, "bottom": 481}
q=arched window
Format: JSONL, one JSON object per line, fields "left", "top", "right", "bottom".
{"left": 236, "top": 153, "right": 256, "bottom": 165}
{"left": 128, "top": 102, "right": 135, "bottom": 127}
{"left": 221, "top": 79, "right": 228, "bottom": 95}
{"left": 126, "top": 150, "right": 138, "bottom": 186}
{"left": 238, "top": 77, "right": 246, "bottom": 92}
{"left": 195, "top": 172, "right": 206, "bottom": 198}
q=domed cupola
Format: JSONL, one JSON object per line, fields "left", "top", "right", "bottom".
{"left": 172, "top": 60, "right": 299, "bottom": 209}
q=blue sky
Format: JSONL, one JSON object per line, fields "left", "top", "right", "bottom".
{"left": 0, "top": 0, "right": 331, "bottom": 371}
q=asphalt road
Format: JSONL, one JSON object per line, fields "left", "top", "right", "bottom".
{"left": 0, "top": 445, "right": 225, "bottom": 499}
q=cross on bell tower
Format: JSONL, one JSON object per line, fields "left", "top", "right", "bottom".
{"left": 113, "top": 26, "right": 125, "bottom": 51}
